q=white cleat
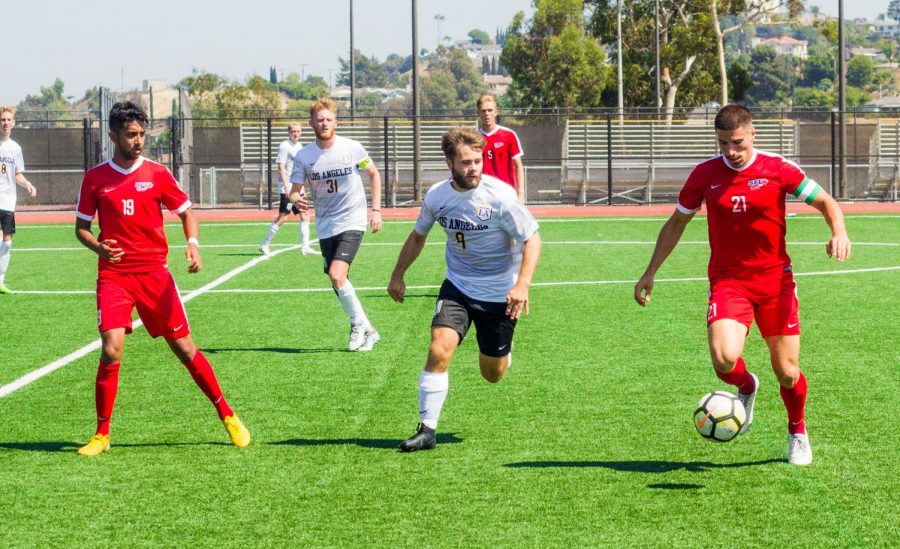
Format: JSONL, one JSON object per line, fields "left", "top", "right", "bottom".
{"left": 788, "top": 432, "right": 813, "bottom": 466}
{"left": 348, "top": 323, "right": 367, "bottom": 351}
{"left": 301, "top": 246, "right": 316, "bottom": 255}
{"left": 737, "top": 373, "right": 759, "bottom": 435}
{"left": 259, "top": 245, "right": 272, "bottom": 256}
{"left": 358, "top": 329, "right": 380, "bottom": 352}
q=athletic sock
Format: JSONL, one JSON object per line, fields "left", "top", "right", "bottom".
{"left": 181, "top": 350, "right": 233, "bottom": 420}
{"left": 261, "top": 223, "right": 279, "bottom": 247}
{"left": 335, "top": 281, "right": 369, "bottom": 326}
{"left": 715, "top": 357, "right": 756, "bottom": 395}
{"left": 0, "top": 240, "right": 11, "bottom": 285}
{"left": 418, "top": 371, "right": 449, "bottom": 430}
{"left": 95, "top": 361, "right": 121, "bottom": 436}
{"left": 300, "top": 221, "right": 310, "bottom": 247}
{"left": 780, "top": 372, "right": 808, "bottom": 435}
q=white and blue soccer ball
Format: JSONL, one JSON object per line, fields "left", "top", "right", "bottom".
{"left": 693, "top": 391, "right": 746, "bottom": 442}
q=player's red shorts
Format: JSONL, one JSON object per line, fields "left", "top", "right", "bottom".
{"left": 96, "top": 267, "right": 190, "bottom": 339}
{"left": 706, "top": 275, "right": 800, "bottom": 338}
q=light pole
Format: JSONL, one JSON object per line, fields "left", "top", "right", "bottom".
{"left": 616, "top": 0, "right": 624, "bottom": 123}
{"left": 655, "top": 0, "right": 661, "bottom": 112}
{"left": 412, "top": 0, "right": 421, "bottom": 201}
{"left": 838, "top": 0, "right": 846, "bottom": 198}
{"left": 350, "top": 0, "right": 356, "bottom": 117}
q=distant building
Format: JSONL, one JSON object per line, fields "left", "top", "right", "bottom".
{"left": 751, "top": 36, "right": 808, "bottom": 59}
{"left": 483, "top": 74, "right": 512, "bottom": 96}
{"left": 873, "top": 19, "right": 900, "bottom": 39}
{"left": 849, "top": 47, "right": 888, "bottom": 62}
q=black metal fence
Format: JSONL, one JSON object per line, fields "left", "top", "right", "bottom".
{"left": 11, "top": 109, "right": 900, "bottom": 211}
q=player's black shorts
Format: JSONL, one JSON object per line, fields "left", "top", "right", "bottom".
{"left": 278, "top": 190, "right": 307, "bottom": 215}
{"left": 319, "top": 230, "right": 364, "bottom": 273}
{"left": 432, "top": 279, "right": 516, "bottom": 357}
{"left": 0, "top": 209, "right": 15, "bottom": 235}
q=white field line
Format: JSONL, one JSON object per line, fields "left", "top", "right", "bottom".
{"left": 0, "top": 244, "right": 301, "bottom": 398}
{"left": 12, "top": 265, "right": 899, "bottom": 297}
{"left": 12, "top": 239, "right": 900, "bottom": 253}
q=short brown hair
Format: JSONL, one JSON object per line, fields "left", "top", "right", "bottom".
{"left": 309, "top": 98, "right": 338, "bottom": 119}
{"left": 442, "top": 127, "right": 485, "bottom": 160}
{"left": 715, "top": 104, "right": 753, "bottom": 131}
{"left": 476, "top": 94, "right": 498, "bottom": 110}
{"left": 0, "top": 106, "right": 14, "bottom": 117}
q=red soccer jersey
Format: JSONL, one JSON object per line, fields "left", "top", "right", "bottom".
{"left": 480, "top": 125, "right": 524, "bottom": 188}
{"left": 677, "top": 150, "right": 811, "bottom": 282}
{"left": 76, "top": 157, "right": 191, "bottom": 273}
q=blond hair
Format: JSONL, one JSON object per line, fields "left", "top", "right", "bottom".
{"left": 309, "top": 98, "right": 338, "bottom": 119}
{"left": 287, "top": 121, "right": 303, "bottom": 131}
{"left": 476, "top": 94, "right": 498, "bottom": 110}
{"left": 0, "top": 106, "right": 14, "bottom": 117}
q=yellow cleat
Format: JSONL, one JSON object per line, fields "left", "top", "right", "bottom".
{"left": 223, "top": 415, "right": 251, "bottom": 448}
{"left": 0, "top": 284, "right": 13, "bottom": 295}
{"left": 77, "top": 434, "right": 110, "bottom": 456}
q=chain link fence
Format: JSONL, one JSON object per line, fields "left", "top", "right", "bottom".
{"left": 11, "top": 109, "right": 900, "bottom": 211}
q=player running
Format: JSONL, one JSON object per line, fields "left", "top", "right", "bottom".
{"left": 388, "top": 127, "right": 541, "bottom": 452}
{"left": 258, "top": 121, "right": 314, "bottom": 256}
{"left": 634, "top": 104, "right": 851, "bottom": 466}
{"left": 0, "top": 107, "right": 38, "bottom": 294}
{"left": 74, "top": 101, "right": 250, "bottom": 456}
{"left": 289, "top": 98, "right": 382, "bottom": 352}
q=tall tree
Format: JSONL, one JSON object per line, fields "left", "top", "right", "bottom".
{"left": 468, "top": 28, "right": 491, "bottom": 44}
{"left": 503, "top": 0, "right": 610, "bottom": 110}
{"left": 589, "top": 0, "right": 714, "bottom": 120}
{"left": 846, "top": 55, "right": 875, "bottom": 88}
{"left": 420, "top": 47, "right": 487, "bottom": 110}
{"left": 711, "top": 0, "right": 804, "bottom": 106}
{"left": 889, "top": 0, "right": 900, "bottom": 22}
{"left": 337, "top": 50, "right": 388, "bottom": 87}
{"left": 746, "top": 46, "right": 790, "bottom": 106}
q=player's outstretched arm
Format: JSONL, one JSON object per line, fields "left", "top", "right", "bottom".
{"left": 808, "top": 191, "right": 851, "bottom": 262}
{"left": 388, "top": 230, "right": 427, "bottom": 303}
{"left": 506, "top": 231, "right": 541, "bottom": 319}
{"left": 75, "top": 218, "right": 124, "bottom": 263}
{"left": 16, "top": 173, "right": 37, "bottom": 198}
{"left": 289, "top": 183, "right": 309, "bottom": 212}
{"left": 365, "top": 163, "right": 383, "bottom": 233}
{"left": 634, "top": 210, "right": 693, "bottom": 306}
{"left": 177, "top": 209, "right": 202, "bottom": 273}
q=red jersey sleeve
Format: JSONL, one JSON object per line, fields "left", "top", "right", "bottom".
{"left": 676, "top": 164, "right": 708, "bottom": 214}
{"left": 508, "top": 130, "right": 523, "bottom": 159}
{"left": 76, "top": 171, "right": 97, "bottom": 221}
{"left": 779, "top": 158, "right": 807, "bottom": 194}
{"left": 157, "top": 167, "right": 191, "bottom": 213}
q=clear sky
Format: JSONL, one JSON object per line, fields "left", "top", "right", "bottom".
{"left": 2, "top": 0, "right": 889, "bottom": 107}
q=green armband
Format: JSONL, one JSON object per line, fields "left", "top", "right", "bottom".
{"left": 792, "top": 177, "right": 822, "bottom": 205}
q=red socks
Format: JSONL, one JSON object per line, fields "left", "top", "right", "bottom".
{"left": 181, "top": 350, "right": 233, "bottom": 420}
{"left": 715, "top": 357, "right": 756, "bottom": 395}
{"left": 780, "top": 373, "right": 808, "bottom": 435}
{"left": 95, "top": 361, "right": 121, "bottom": 436}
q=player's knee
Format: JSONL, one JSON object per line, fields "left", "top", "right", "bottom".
{"left": 710, "top": 352, "right": 740, "bottom": 373}
{"left": 479, "top": 356, "right": 506, "bottom": 383}
{"left": 776, "top": 366, "right": 800, "bottom": 388}
{"left": 100, "top": 342, "right": 123, "bottom": 362}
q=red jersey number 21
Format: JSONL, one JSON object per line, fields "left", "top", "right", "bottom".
{"left": 731, "top": 195, "right": 747, "bottom": 213}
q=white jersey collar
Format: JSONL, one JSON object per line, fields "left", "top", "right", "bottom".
{"left": 720, "top": 150, "right": 757, "bottom": 172}
{"left": 108, "top": 156, "right": 145, "bottom": 175}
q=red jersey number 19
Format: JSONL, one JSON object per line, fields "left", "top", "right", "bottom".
{"left": 122, "top": 199, "right": 134, "bottom": 215}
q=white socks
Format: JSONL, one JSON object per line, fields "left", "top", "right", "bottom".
{"left": 261, "top": 223, "right": 279, "bottom": 247}
{"left": 300, "top": 221, "right": 310, "bottom": 248}
{"left": 0, "top": 240, "right": 10, "bottom": 284}
{"left": 335, "top": 281, "right": 369, "bottom": 327}
{"left": 418, "top": 371, "right": 449, "bottom": 429}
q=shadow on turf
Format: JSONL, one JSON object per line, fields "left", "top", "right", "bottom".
{"left": 0, "top": 441, "right": 80, "bottom": 452}
{"left": 0, "top": 440, "right": 231, "bottom": 453}
{"left": 646, "top": 483, "right": 706, "bottom": 490}
{"left": 204, "top": 347, "right": 346, "bottom": 354}
{"left": 503, "top": 458, "right": 783, "bottom": 472}
{"left": 270, "top": 432, "right": 463, "bottom": 450}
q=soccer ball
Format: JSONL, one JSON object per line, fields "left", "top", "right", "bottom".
{"left": 693, "top": 391, "right": 747, "bottom": 442}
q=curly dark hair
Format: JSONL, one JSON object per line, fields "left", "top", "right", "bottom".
{"left": 109, "top": 101, "right": 148, "bottom": 132}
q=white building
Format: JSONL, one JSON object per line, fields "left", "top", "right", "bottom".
{"left": 873, "top": 19, "right": 900, "bottom": 39}
{"left": 751, "top": 36, "right": 809, "bottom": 59}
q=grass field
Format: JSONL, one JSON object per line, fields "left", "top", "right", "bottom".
{"left": 0, "top": 213, "right": 898, "bottom": 547}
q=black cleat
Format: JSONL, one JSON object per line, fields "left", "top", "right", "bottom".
{"left": 399, "top": 423, "right": 437, "bottom": 452}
